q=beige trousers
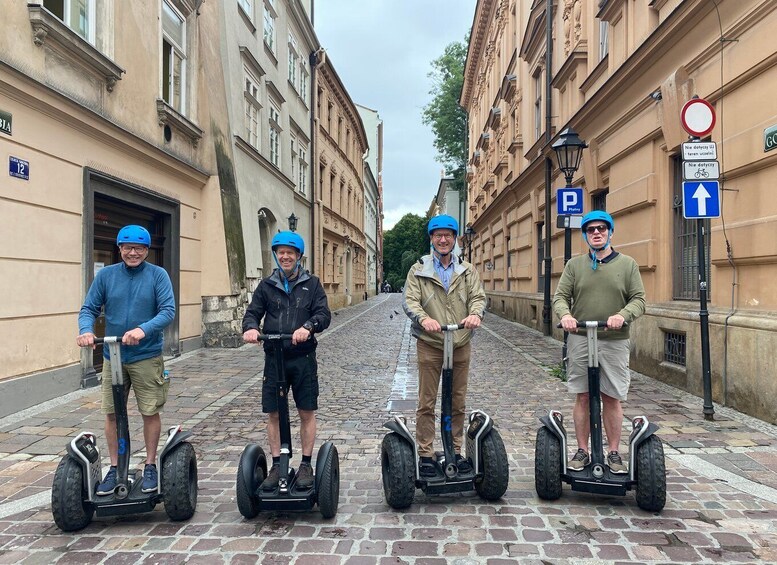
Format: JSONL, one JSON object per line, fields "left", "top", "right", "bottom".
{"left": 415, "top": 339, "right": 472, "bottom": 458}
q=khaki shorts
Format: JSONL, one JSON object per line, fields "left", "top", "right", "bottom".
{"left": 566, "top": 334, "right": 631, "bottom": 400}
{"left": 101, "top": 355, "right": 168, "bottom": 416}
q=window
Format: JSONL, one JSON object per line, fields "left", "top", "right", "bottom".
{"left": 244, "top": 67, "right": 261, "bottom": 150}
{"left": 269, "top": 101, "right": 281, "bottom": 167}
{"left": 537, "top": 222, "right": 545, "bottom": 292}
{"left": 327, "top": 102, "right": 333, "bottom": 133}
{"left": 162, "top": 0, "right": 186, "bottom": 113}
{"left": 533, "top": 71, "right": 542, "bottom": 141}
{"left": 290, "top": 134, "right": 297, "bottom": 180}
{"left": 44, "top": 0, "right": 95, "bottom": 43}
{"left": 663, "top": 331, "right": 686, "bottom": 366}
{"left": 299, "top": 65, "right": 309, "bottom": 101}
{"left": 672, "top": 157, "right": 710, "bottom": 299}
{"left": 263, "top": 2, "right": 275, "bottom": 53}
{"left": 288, "top": 34, "right": 298, "bottom": 88}
{"left": 238, "top": 0, "right": 253, "bottom": 18}
{"left": 598, "top": 20, "right": 609, "bottom": 61}
{"left": 592, "top": 189, "right": 608, "bottom": 211}
{"left": 298, "top": 144, "right": 308, "bottom": 195}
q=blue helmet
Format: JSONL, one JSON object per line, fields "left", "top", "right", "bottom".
{"left": 117, "top": 225, "right": 151, "bottom": 247}
{"left": 428, "top": 214, "right": 459, "bottom": 236}
{"left": 581, "top": 211, "right": 614, "bottom": 233}
{"left": 271, "top": 231, "right": 304, "bottom": 255}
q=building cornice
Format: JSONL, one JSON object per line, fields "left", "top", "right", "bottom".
{"left": 317, "top": 52, "right": 369, "bottom": 154}
{"left": 461, "top": 0, "right": 498, "bottom": 109}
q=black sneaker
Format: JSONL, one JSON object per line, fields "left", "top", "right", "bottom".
{"left": 456, "top": 454, "right": 473, "bottom": 474}
{"left": 568, "top": 448, "right": 590, "bottom": 471}
{"left": 419, "top": 457, "right": 437, "bottom": 478}
{"left": 607, "top": 451, "right": 628, "bottom": 474}
{"left": 262, "top": 464, "right": 280, "bottom": 490}
{"left": 296, "top": 462, "right": 314, "bottom": 489}
{"left": 96, "top": 466, "right": 117, "bottom": 496}
{"left": 141, "top": 464, "right": 158, "bottom": 493}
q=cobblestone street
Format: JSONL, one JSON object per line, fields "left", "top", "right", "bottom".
{"left": 2, "top": 294, "right": 777, "bottom": 563}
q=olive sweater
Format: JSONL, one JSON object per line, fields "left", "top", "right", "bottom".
{"left": 552, "top": 251, "right": 646, "bottom": 340}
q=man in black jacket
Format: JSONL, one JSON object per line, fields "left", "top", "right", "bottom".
{"left": 242, "top": 231, "right": 331, "bottom": 489}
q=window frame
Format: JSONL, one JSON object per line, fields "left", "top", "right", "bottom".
{"left": 268, "top": 99, "right": 282, "bottom": 168}
{"left": 43, "top": 0, "right": 96, "bottom": 44}
{"left": 263, "top": 0, "right": 276, "bottom": 54}
{"left": 161, "top": 0, "right": 187, "bottom": 114}
{"left": 238, "top": 0, "right": 253, "bottom": 20}
{"left": 298, "top": 143, "right": 308, "bottom": 195}
{"left": 244, "top": 66, "right": 262, "bottom": 151}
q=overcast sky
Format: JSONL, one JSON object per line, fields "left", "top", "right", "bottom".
{"left": 314, "top": 1, "right": 474, "bottom": 230}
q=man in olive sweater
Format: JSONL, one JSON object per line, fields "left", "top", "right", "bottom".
{"left": 553, "top": 211, "right": 645, "bottom": 474}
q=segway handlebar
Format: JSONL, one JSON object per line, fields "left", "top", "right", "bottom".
{"left": 257, "top": 333, "right": 295, "bottom": 341}
{"left": 556, "top": 321, "right": 629, "bottom": 329}
{"left": 84, "top": 336, "right": 121, "bottom": 345}
{"left": 442, "top": 323, "right": 467, "bottom": 332}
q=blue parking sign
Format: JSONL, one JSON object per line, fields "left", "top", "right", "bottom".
{"left": 557, "top": 188, "right": 583, "bottom": 215}
{"left": 682, "top": 181, "right": 720, "bottom": 218}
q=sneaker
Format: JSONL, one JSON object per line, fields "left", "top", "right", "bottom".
{"left": 607, "top": 451, "right": 628, "bottom": 474}
{"left": 456, "top": 454, "right": 473, "bottom": 474}
{"left": 419, "top": 457, "right": 437, "bottom": 478}
{"left": 96, "top": 466, "right": 117, "bottom": 496}
{"left": 568, "top": 449, "right": 590, "bottom": 471}
{"left": 141, "top": 464, "right": 158, "bottom": 493}
{"left": 296, "top": 462, "right": 314, "bottom": 489}
{"left": 262, "top": 464, "right": 280, "bottom": 490}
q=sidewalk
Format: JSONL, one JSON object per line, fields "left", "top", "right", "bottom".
{"left": 0, "top": 294, "right": 776, "bottom": 563}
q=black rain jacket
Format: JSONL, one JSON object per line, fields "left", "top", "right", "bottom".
{"left": 242, "top": 269, "right": 331, "bottom": 356}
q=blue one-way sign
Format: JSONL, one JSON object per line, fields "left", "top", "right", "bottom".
{"left": 682, "top": 181, "right": 720, "bottom": 218}
{"left": 557, "top": 187, "right": 583, "bottom": 215}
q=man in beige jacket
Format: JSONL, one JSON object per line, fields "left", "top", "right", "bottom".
{"left": 402, "top": 215, "right": 487, "bottom": 478}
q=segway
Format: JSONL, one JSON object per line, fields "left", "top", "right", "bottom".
{"left": 236, "top": 333, "right": 339, "bottom": 519}
{"left": 535, "top": 321, "right": 666, "bottom": 512}
{"left": 381, "top": 324, "right": 509, "bottom": 509}
{"left": 52, "top": 337, "right": 198, "bottom": 532}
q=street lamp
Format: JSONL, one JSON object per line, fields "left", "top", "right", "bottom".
{"left": 552, "top": 127, "right": 587, "bottom": 265}
{"left": 463, "top": 224, "right": 476, "bottom": 263}
{"left": 287, "top": 212, "right": 298, "bottom": 232}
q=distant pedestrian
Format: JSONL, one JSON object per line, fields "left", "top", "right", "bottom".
{"left": 242, "top": 232, "right": 331, "bottom": 490}
{"left": 76, "top": 225, "right": 175, "bottom": 495}
{"left": 553, "top": 211, "right": 646, "bottom": 475}
{"left": 402, "top": 215, "right": 486, "bottom": 477}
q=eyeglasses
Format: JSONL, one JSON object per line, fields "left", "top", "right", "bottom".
{"left": 432, "top": 234, "right": 455, "bottom": 240}
{"left": 585, "top": 225, "right": 609, "bottom": 234}
{"left": 120, "top": 245, "right": 148, "bottom": 253}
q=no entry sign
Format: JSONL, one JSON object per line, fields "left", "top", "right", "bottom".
{"left": 681, "top": 98, "right": 716, "bottom": 138}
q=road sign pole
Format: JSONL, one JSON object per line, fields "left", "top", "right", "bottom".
{"left": 697, "top": 219, "right": 715, "bottom": 420}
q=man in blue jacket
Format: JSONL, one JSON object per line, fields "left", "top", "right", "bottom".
{"left": 242, "top": 231, "right": 331, "bottom": 490}
{"left": 77, "top": 225, "right": 176, "bottom": 495}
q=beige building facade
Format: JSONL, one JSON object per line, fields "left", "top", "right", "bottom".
{"left": 312, "top": 51, "right": 369, "bottom": 310}
{"left": 0, "top": 0, "right": 236, "bottom": 416}
{"left": 462, "top": 0, "right": 777, "bottom": 423}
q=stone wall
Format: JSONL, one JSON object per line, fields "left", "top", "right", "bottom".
{"left": 201, "top": 292, "right": 249, "bottom": 348}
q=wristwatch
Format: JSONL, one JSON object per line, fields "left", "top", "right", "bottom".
{"left": 302, "top": 321, "right": 315, "bottom": 332}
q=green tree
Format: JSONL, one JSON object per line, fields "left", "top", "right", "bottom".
{"left": 421, "top": 37, "right": 468, "bottom": 191}
{"left": 383, "top": 213, "right": 429, "bottom": 285}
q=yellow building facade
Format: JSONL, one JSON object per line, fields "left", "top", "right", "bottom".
{"left": 462, "top": 0, "right": 777, "bottom": 423}
{"left": 313, "top": 51, "right": 369, "bottom": 310}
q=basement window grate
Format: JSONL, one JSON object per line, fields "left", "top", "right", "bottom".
{"left": 664, "top": 331, "right": 686, "bottom": 366}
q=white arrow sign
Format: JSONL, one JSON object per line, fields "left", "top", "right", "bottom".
{"left": 692, "top": 183, "right": 711, "bottom": 216}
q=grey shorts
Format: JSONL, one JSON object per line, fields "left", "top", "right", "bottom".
{"left": 566, "top": 334, "right": 631, "bottom": 400}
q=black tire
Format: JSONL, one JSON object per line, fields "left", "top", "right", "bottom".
{"left": 162, "top": 442, "right": 198, "bottom": 521}
{"left": 635, "top": 435, "right": 666, "bottom": 512}
{"left": 474, "top": 427, "right": 509, "bottom": 501}
{"left": 51, "top": 455, "right": 94, "bottom": 532}
{"left": 534, "top": 427, "right": 563, "bottom": 501}
{"left": 381, "top": 433, "right": 415, "bottom": 509}
{"left": 236, "top": 446, "right": 265, "bottom": 519}
{"left": 317, "top": 445, "right": 340, "bottom": 519}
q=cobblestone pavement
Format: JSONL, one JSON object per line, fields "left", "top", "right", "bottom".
{"left": 1, "top": 294, "right": 777, "bottom": 563}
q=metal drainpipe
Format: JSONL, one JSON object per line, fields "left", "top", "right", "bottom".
{"left": 542, "top": 0, "right": 554, "bottom": 336}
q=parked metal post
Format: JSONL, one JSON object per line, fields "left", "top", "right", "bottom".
{"left": 697, "top": 219, "right": 715, "bottom": 420}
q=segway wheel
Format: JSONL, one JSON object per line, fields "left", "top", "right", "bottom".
{"left": 381, "top": 433, "right": 415, "bottom": 509}
{"left": 635, "top": 435, "right": 666, "bottom": 512}
{"left": 474, "top": 427, "right": 509, "bottom": 501}
{"left": 51, "top": 455, "right": 94, "bottom": 532}
{"left": 534, "top": 427, "right": 563, "bottom": 501}
{"left": 162, "top": 442, "right": 198, "bottom": 521}
{"left": 236, "top": 445, "right": 266, "bottom": 519}
{"left": 316, "top": 444, "right": 340, "bottom": 519}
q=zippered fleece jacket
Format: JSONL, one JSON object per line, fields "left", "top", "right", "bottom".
{"left": 402, "top": 254, "right": 487, "bottom": 350}
{"left": 552, "top": 251, "right": 646, "bottom": 340}
{"left": 78, "top": 261, "right": 176, "bottom": 363}
{"left": 242, "top": 269, "right": 331, "bottom": 357}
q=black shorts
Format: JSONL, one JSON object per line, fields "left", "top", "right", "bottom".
{"left": 262, "top": 351, "right": 319, "bottom": 413}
